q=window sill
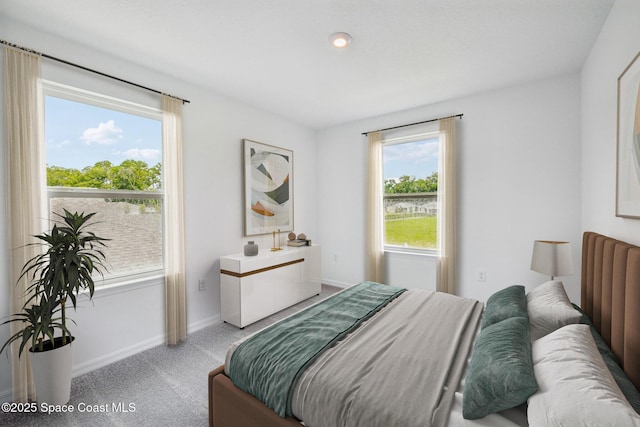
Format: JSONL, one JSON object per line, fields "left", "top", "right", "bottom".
{"left": 384, "top": 248, "right": 439, "bottom": 258}
{"left": 79, "top": 272, "right": 165, "bottom": 300}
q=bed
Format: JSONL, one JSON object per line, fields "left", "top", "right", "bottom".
{"left": 208, "top": 231, "right": 640, "bottom": 426}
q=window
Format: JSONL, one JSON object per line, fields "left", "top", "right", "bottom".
{"left": 382, "top": 132, "right": 440, "bottom": 253}
{"left": 43, "top": 82, "right": 164, "bottom": 284}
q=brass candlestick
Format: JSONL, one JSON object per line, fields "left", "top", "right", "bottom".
{"left": 271, "top": 229, "right": 282, "bottom": 251}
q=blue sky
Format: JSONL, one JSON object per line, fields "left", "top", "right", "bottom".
{"left": 45, "top": 96, "right": 161, "bottom": 170}
{"left": 383, "top": 138, "right": 439, "bottom": 181}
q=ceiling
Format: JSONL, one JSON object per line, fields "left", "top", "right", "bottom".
{"left": 1, "top": 0, "right": 614, "bottom": 129}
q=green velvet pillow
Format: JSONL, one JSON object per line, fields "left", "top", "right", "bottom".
{"left": 481, "top": 285, "right": 527, "bottom": 329}
{"left": 463, "top": 316, "right": 538, "bottom": 419}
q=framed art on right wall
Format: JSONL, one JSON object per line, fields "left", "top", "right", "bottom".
{"left": 617, "top": 50, "right": 640, "bottom": 218}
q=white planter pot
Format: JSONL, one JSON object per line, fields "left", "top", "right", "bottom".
{"left": 29, "top": 337, "right": 74, "bottom": 405}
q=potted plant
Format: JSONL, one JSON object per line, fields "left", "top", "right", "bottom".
{"left": 1, "top": 209, "right": 108, "bottom": 405}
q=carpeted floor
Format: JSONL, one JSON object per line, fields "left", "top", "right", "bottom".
{"left": 2, "top": 284, "right": 341, "bottom": 427}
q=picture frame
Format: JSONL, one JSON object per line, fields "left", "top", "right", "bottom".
{"left": 616, "top": 50, "right": 640, "bottom": 218}
{"left": 243, "top": 139, "right": 294, "bottom": 235}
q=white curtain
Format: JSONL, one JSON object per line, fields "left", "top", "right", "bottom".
{"left": 366, "top": 131, "right": 385, "bottom": 283}
{"left": 162, "top": 96, "right": 187, "bottom": 345}
{"left": 4, "top": 46, "right": 44, "bottom": 402}
{"left": 436, "top": 118, "right": 457, "bottom": 294}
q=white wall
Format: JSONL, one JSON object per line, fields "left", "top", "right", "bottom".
{"left": 317, "top": 74, "right": 582, "bottom": 303}
{"left": 0, "top": 18, "right": 317, "bottom": 400}
{"left": 581, "top": 0, "right": 640, "bottom": 245}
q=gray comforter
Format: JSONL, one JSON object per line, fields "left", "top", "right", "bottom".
{"left": 226, "top": 281, "right": 406, "bottom": 416}
{"left": 291, "top": 289, "right": 483, "bottom": 427}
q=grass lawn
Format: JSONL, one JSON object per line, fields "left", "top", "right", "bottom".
{"left": 385, "top": 216, "right": 437, "bottom": 249}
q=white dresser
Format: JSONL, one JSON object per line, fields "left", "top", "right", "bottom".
{"left": 219, "top": 245, "right": 321, "bottom": 328}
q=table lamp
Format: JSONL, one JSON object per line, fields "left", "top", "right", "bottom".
{"left": 530, "top": 240, "right": 573, "bottom": 280}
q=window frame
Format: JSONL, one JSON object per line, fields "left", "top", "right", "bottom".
{"left": 382, "top": 130, "right": 441, "bottom": 256}
{"left": 42, "top": 80, "right": 165, "bottom": 288}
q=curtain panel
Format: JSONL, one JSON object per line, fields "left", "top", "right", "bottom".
{"left": 366, "top": 131, "right": 385, "bottom": 283}
{"left": 4, "top": 46, "right": 44, "bottom": 402}
{"left": 162, "top": 96, "right": 187, "bottom": 345}
{"left": 436, "top": 117, "right": 457, "bottom": 294}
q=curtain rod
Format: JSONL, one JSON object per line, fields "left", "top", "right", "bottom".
{"left": 1, "top": 39, "right": 190, "bottom": 104}
{"left": 362, "top": 113, "right": 463, "bottom": 136}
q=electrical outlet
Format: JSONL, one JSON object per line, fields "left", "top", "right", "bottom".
{"left": 478, "top": 271, "right": 487, "bottom": 282}
{"left": 198, "top": 279, "right": 206, "bottom": 291}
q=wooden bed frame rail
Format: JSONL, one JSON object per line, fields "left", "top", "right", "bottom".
{"left": 208, "top": 365, "right": 301, "bottom": 427}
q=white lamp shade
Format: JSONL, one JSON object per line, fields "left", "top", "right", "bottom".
{"left": 530, "top": 240, "right": 573, "bottom": 278}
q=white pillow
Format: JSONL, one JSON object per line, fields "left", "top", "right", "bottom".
{"left": 528, "top": 324, "right": 640, "bottom": 427}
{"left": 526, "top": 280, "right": 581, "bottom": 340}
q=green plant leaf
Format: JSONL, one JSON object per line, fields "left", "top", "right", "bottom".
{"left": 1, "top": 210, "right": 108, "bottom": 358}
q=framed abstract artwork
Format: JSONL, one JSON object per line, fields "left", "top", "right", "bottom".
{"left": 617, "top": 51, "right": 640, "bottom": 218}
{"left": 243, "top": 139, "right": 294, "bottom": 235}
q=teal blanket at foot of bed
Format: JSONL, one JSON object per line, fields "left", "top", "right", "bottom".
{"left": 227, "top": 281, "right": 406, "bottom": 417}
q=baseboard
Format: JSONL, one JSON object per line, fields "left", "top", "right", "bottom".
{"left": 71, "top": 314, "right": 221, "bottom": 379}
{"left": 72, "top": 333, "right": 166, "bottom": 378}
{"left": 187, "top": 314, "right": 221, "bottom": 334}
{"left": 321, "top": 278, "right": 351, "bottom": 288}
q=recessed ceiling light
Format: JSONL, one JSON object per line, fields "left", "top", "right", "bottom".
{"left": 329, "top": 32, "right": 352, "bottom": 48}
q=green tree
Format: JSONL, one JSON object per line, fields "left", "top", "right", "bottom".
{"left": 149, "top": 162, "right": 162, "bottom": 190}
{"left": 47, "top": 165, "right": 83, "bottom": 187}
{"left": 384, "top": 172, "right": 438, "bottom": 194}
{"left": 79, "top": 160, "right": 113, "bottom": 189}
{"left": 421, "top": 172, "right": 438, "bottom": 192}
{"left": 47, "top": 160, "right": 162, "bottom": 192}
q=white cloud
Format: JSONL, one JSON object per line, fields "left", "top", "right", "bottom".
{"left": 80, "top": 120, "right": 123, "bottom": 145}
{"left": 122, "top": 148, "right": 161, "bottom": 161}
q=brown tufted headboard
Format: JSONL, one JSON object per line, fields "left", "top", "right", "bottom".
{"left": 582, "top": 232, "right": 640, "bottom": 390}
